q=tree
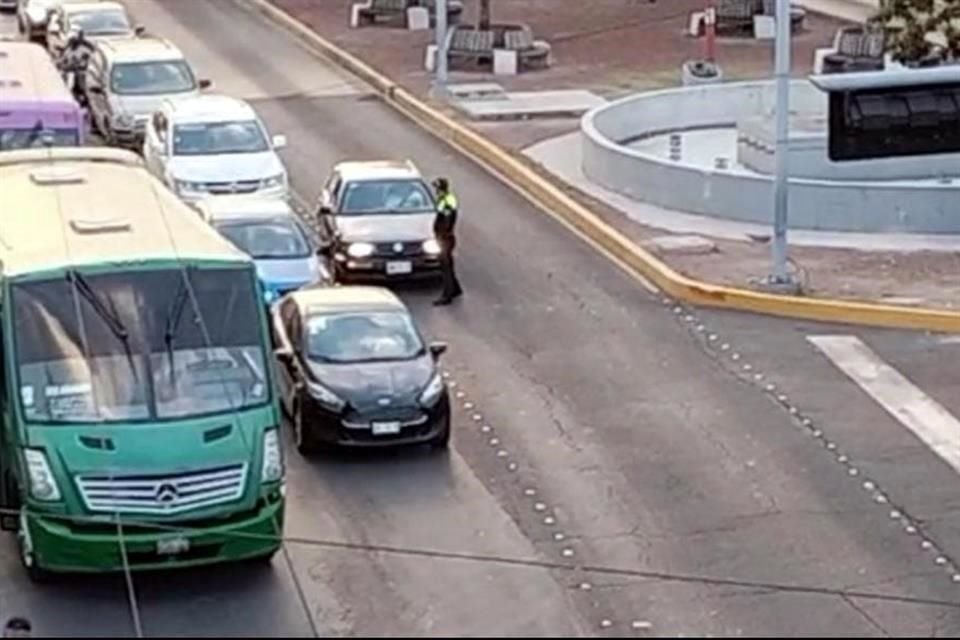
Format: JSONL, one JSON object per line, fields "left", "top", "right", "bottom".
{"left": 869, "top": 0, "right": 960, "bottom": 64}
{"left": 478, "top": 0, "right": 491, "bottom": 30}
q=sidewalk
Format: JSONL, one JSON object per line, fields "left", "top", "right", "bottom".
{"left": 268, "top": 0, "right": 960, "bottom": 310}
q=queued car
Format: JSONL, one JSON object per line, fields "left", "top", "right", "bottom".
{"left": 271, "top": 286, "right": 451, "bottom": 453}
{"left": 143, "top": 94, "right": 289, "bottom": 203}
{"left": 17, "top": 0, "right": 88, "bottom": 43}
{"left": 194, "top": 195, "right": 329, "bottom": 305}
{"left": 83, "top": 36, "right": 210, "bottom": 148}
{"left": 316, "top": 160, "right": 442, "bottom": 282}
{"left": 46, "top": 1, "right": 141, "bottom": 59}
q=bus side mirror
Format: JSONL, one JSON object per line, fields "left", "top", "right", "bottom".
{"left": 198, "top": 79, "right": 212, "bottom": 90}
{"left": 429, "top": 342, "right": 447, "bottom": 359}
{"left": 274, "top": 346, "right": 294, "bottom": 364}
{"left": 135, "top": 25, "right": 146, "bottom": 36}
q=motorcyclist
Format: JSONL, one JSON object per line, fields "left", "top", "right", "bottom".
{"left": 59, "top": 28, "right": 94, "bottom": 105}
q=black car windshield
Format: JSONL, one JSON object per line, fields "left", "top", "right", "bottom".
{"left": 110, "top": 60, "right": 196, "bottom": 95}
{"left": 216, "top": 218, "right": 311, "bottom": 259}
{"left": 340, "top": 179, "right": 433, "bottom": 215}
{"left": 12, "top": 267, "right": 269, "bottom": 424}
{"left": 69, "top": 9, "right": 131, "bottom": 35}
{"left": 306, "top": 311, "right": 424, "bottom": 363}
{"left": 173, "top": 121, "right": 269, "bottom": 156}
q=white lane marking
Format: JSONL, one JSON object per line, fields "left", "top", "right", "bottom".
{"left": 808, "top": 335, "right": 960, "bottom": 474}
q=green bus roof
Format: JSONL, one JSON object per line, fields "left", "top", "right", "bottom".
{"left": 0, "top": 148, "right": 250, "bottom": 278}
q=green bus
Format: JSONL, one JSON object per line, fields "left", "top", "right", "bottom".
{"left": 0, "top": 147, "right": 285, "bottom": 580}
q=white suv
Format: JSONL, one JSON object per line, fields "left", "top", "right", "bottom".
{"left": 143, "top": 94, "right": 289, "bottom": 203}
{"left": 84, "top": 36, "right": 210, "bottom": 148}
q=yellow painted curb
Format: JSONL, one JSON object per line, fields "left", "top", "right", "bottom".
{"left": 246, "top": 0, "right": 960, "bottom": 334}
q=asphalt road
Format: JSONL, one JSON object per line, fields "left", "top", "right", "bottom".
{"left": 4, "top": 1, "right": 960, "bottom": 636}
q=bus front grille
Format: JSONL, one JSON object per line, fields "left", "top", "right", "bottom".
{"left": 75, "top": 464, "right": 248, "bottom": 515}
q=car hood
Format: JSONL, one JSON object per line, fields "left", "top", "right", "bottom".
{"left": 169, "top": 152, "right": 283, "bottom": 184}
{"left": 335, "top": 213, "right": 434, "bottom": 244}
{"left": 256, "top": 256, "right": 323, "bottom": 289}
{"left": 307, "top": 357, "right": 434, "bottom": 413}
{"left": 112, "top": 90, "right": 199, "bottom": 119}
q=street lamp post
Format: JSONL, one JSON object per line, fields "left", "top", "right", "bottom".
{"left": 770, "top": 0, "right": 794, "bottom": 286}
{"left": 433, "top": 0, "right": 449, "bottom": 96}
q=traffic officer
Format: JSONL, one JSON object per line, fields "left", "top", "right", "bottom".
{"left": 432, "top": 177, "right": 463, "bottom": 306}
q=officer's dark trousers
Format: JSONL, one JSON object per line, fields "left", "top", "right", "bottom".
{"left": 440, "top": 248, "right": 463, "bottom": 300}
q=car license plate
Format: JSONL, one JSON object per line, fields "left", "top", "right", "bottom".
{"left": 386, "top": 261, "right": 412, "bottom": 275}
{"left": 372, "top": 421, "right": 401, "bottom": 435}
{"left": 156, "top": 536, "right": 190, "bottom": 555}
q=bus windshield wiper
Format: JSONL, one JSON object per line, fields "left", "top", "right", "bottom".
{"left": 163, "top": 276, "right": 191, "bottom": 385}
{"left": 67, "top": 270, "right": 138, "bottom": 380}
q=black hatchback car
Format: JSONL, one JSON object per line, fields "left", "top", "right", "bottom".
{"left": 271, "top": 285, "right": 451, "bottom": 453}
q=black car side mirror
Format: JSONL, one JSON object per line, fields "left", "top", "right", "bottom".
{"left": 429, "top": 342, "right": 448, "bottom": 359}
{"left": 318, "top": 205, "right": 332, "bottom": 216}
{"left": 274, "top": 346, "right": 294, "bottom": 363}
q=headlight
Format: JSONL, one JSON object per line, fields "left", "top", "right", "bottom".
{"left": 261, "top": 428, "right": 283, "bottom": 483}
{"left": 263, "top": 287, "right": 279, "bottom": 304}
{"left": 418, "top": 372, "right": 445, "bottom": 408}
{"left": 261, "top": 173, "right": 286, "bottom": 190}
{"left": 346, "top": 242, "right": 375, "bottom": 258}
{"left": 306, "top": 379, "right": 346, "bottom": 412}
{"left": 423, "top": 238, "right": 442, "bottom": 255}
{"left": 174, "top": 179, "right": 206, "bottom": 195}
{"left": 111, "top": 113, "right": 135, "bottom": 129}
{"left": 24, "top": 449, "right": 60, "bottom": 502}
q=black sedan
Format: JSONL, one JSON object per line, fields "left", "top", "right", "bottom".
{"left": 271, "top": 285, "right": 451, "bottom": 453}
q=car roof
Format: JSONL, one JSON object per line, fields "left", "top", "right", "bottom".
{"left": 196, "top": 195, "right": 294, "bottom": 222}
{"left": 62, "top": 1, "right": 127, "bottom": 15}
{"left": 163, "top": 94, "right": 257, "bottom": 123}
{"left": 96, "top": 36, "right": 185, "bottom": 63}
{"left": 290, "top": 285, "right": 407, "bottom": 315}
{"left": 333, "top": 160, "right": 423, "bottom": 183}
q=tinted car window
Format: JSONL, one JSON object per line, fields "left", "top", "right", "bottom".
{"left": 216, "top": 218, "right": 311, "bottom": 259}
{"left": 340, "top": 179, "right": 432, "bottom": 215}
{"left": 173, "top": 120, "right": 268, "bottom": 155}
{"left": 305, "top": 311, "right": 424, "bottom": 363}
{"left": 110, "top": 60, "right": 196, "bottom": 95}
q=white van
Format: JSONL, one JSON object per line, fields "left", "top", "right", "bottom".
{"left": 83, "top": 36, "right": 210, "bottom": 148}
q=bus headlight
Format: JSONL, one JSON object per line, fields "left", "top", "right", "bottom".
{"left": 261, "top": 429, "right": 283, "bottom": 483}
{"left": 422, "top": 238, "right": 442, "bottom": 255}
{"left": 24, "top": 449, "right": 61, "bottom": 501}
{"left": 346, "top": 242, "right": 375, "bottom": 258}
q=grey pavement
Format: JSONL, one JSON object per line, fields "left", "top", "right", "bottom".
{"left": 3, "top": 1, "right": 960, "bottom": 637}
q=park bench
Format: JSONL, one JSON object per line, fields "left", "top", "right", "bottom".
{"left": 503, "top": 27, "right": 552, "bottom": 70}
{"left": 354, "top": 0, "right": 463, "bottom": 28}
{"left": 822, "top": 26, "right": 885, "bottom": 73}
{"left": 447, "top": 28, "right": 497, "bottom": 69}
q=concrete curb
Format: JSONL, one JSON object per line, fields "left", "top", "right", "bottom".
{"left": 245, "top": 0, "right": 960, "bottom": 334}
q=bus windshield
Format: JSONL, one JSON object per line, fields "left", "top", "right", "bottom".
{"left": 12, "top": 266, "right": 269, "bottom": 424}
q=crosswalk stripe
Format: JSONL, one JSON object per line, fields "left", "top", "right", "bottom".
{"left": 808, "top": 335, "right": 960, "bottom": 474}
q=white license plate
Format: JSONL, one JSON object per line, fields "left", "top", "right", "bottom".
{"left": 372, "top": 421, "right": 402, "bottom": 435}
{"left": 156, "top": 536, "right": 190, "bottom": 555}
{"left": 386, "top": 261, "right": 412, "bottom": 275}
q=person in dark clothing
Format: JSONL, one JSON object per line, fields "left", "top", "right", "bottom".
{"left": 432, "top": 177, "right": 463, "bottom": 306}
